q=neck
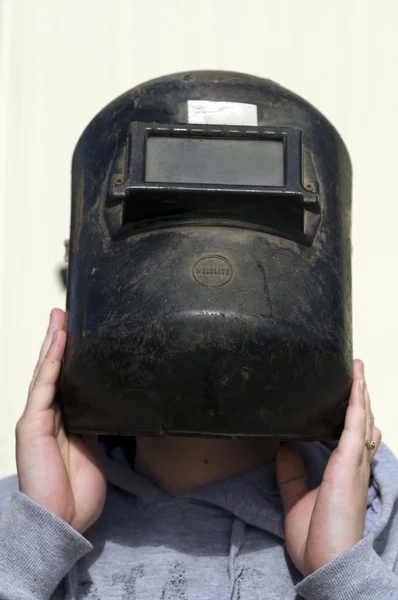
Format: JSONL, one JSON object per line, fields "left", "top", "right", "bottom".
{"left": 133, "top": 436, "right": 280, "bottom": 495}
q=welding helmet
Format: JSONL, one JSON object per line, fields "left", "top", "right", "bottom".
{"left": 58, "top": 70, "right": 352, "bottom": 440}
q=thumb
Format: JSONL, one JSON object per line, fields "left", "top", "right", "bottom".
{"left": 276, "top": 443, "right": 309, "bottom": 515}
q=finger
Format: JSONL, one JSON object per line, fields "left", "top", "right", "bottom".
{"left": 336, "top": 374, "right": 367, "bottom": 468}
{"left": 351, "top": 358, "right": 366, "bottom": 442}
{"left": 368, "top": 426, "right": 382, "bottom": 462}
{"left": 276, "top": 443, "right": 308, "bottom": 515}
{"left": 25, "top": 329, "right": 66, "bottom": 414}
{"left": 30, "top": 309, "right": 65, "bottom": 390}
{"left": 38, "top": 309, "right": 65, "bottom": 365}
{"left": 353, "top": 358, "right": 364, "bottom": 380}
{"left": 30, "top": 313, "right": 55, "bottom": 388}
{"left": 365, "top": 383, "right": 374, "bottom": 444}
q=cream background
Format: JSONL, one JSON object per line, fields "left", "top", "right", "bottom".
{"left": 0, "top": 0, "right": 397, "bottom": 477}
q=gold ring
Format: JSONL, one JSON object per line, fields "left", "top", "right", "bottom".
{"left": 365, "top": 440, "right": 376, "bottom": 450}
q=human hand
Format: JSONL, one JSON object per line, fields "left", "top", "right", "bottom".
{"left": 276, "top": 359, "right": 381, "bottom": 577}
{"left": 16, "top": 308, "right": 107, "bottom": 534}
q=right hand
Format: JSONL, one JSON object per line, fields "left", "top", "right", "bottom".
{"left": 15, "top": 308, "right": 107, "bottom": 534}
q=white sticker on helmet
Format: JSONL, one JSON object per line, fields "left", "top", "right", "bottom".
{"left": 187, "top": 100, "right": 258, "bottom": 126}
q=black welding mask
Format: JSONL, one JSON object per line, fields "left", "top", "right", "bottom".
{"left": 58, "top": 71, "right": 352, "bottom": 440}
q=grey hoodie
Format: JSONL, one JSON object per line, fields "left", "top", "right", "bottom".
{"left": 1, "top": 439, "right": 398, "bottom": 600}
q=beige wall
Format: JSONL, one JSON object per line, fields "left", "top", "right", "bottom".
{"left": 0, "top": 0, "right": 397, "bottom": 477}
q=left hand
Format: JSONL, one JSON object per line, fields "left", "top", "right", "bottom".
{"left": 276, "top": 359, "right": 382, "bottom": 577}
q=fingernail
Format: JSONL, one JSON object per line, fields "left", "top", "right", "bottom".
{"left": 358, "top": 360, "right": 365, "bottom": 377}
{"left": 358, "top": 378, "right": 365, "bottom": 392}
{"left": 52, "top": 331, "right": 58, "bottom": 344}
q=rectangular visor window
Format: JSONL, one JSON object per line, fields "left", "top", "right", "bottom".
{"left": 145, "top": 136, "right": 284, "bottom": 187}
